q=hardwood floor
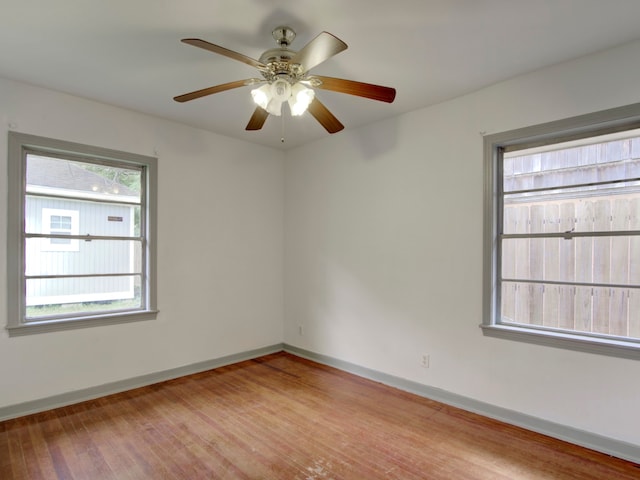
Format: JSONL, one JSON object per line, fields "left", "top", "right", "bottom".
{"left": 1, "top": 352, "right": 638, "bottom": 479}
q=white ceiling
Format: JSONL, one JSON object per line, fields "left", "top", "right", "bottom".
{"left": 2, "top": 1, "right": 640, "bottom": 150}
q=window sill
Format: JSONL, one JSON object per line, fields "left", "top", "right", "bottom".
{"left": 481, "top": 324, "right": 640, "bottom": 360}
{"left": 6, "top": 310, "right": 159, "bottom": 337}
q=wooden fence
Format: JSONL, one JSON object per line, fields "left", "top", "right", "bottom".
{"left": 501, "top": 195, "right": 640, "bottom": 338}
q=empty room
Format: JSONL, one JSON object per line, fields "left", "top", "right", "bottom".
{"left": 1, "top": 1, "right": 640, "bottom": 478}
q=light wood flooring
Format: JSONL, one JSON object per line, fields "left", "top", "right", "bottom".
{"left": 1, "top": 352, "right": 638, "bottom": 479}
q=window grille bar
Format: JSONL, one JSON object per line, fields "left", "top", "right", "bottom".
{"left": 25, "top": 233, "right": 142, "bottom": 242}
{"left": 501, "top": 230, "right": 640, "bottom": 240}
{"left": 501, "top": 278, "right": 640, "bottom": 290}
{"left": 26, "top": 272, "right": 142, "bottom": 280}
{"left": 504, "top": 176, "right": 640, "bottom": 196}
{"left": 26, "top": 191, "right": 141, "bottom": 206}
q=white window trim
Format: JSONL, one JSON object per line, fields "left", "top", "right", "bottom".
{"left": 483, "top": 103, "right": 640, "bottom": 360}
{"left": 6, "top": 132, "right": 158, "bottom": 336}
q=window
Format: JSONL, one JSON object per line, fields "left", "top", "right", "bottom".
{"left": 42, "top": 208, "right": 79, "bottom": 251}
{"left": 7, "top": 132, "right": 158, "bottom": 335}
{"left": 483, "top": 103, "right": 640, "bottom": 359}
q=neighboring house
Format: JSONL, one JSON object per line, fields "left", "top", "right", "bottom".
{"left": 25, "top": 155, "right": 139, "bottom": 308}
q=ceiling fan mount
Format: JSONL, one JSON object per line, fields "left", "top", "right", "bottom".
{"left": 173, "top": 26, "right": 396, "bottom": 135}
{"left": 271, "top": 25, "right": 296, "bottom": 47}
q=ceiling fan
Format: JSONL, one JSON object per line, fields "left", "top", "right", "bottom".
{"left": 173, "top": 26, "right": 396, "bottom": 135}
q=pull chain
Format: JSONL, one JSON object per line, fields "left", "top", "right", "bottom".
{"left": 281, "top": 114, "right": 285, "bottom": 143}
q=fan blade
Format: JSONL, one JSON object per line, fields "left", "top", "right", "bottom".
{"left": 290, "top": 32, "right": 347, "bottom": 72}
{"left": 312, "top": 76, "right": 396, "bottom": 103}
{"left": 182, "top": 38, "right": 266, "bottom": 70}
{"left": 246, "top": 107, "right": 269, "bottom": 131}
{"left": 174, "top": 79, "right": 258, "bottom": 103}
{"left": 307, "top": 98, "right": 344, "bottom": 134}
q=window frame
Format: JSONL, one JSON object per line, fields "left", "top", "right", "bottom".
{"left": 7, "top": 132, "right": 158, "bottom": 336}
{"left": 483, "top": 103, "right": 640, "bottom": 360}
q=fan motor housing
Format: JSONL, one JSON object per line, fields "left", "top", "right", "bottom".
{"left": 259, "top": 47, "right": 295, "bottom": 66}
{"left": 259, "top": 48, "right": 303, "bottom": 80}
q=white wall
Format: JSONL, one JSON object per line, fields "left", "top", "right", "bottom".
{"left": 0, "top": 77, "right": 284, "bottom": 408}
{"left": 284, "top": 39, "right": 640, "bottom": 446}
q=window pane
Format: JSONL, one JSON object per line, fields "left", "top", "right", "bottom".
{"left": 501, "top": 281, "right": 640, "bottom": 339}
{"left": 503, "top": 193, "right": 640, "bottom": 235}
{"left": 501, "top": 235, "right": 640, "bottom": 284}
{"left": 25, "top": 196, "right": 140, "bottom": 237}
{"left": 26, "top": 154, "right": 141, "bottom": 202}
{"left": 503, "top": 136, "right": 640, "bottom": 193}
{"left": 51, "top": 215, "right": 72, "bottom": 229}
{"left": 25, "top": 238, "right": 141, "bottom": 276}
{"left": 26, "top": 275, "right": 142, "bottom": 318}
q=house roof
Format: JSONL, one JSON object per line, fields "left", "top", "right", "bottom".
{"left": 26, "top": 155, "right": 139, "bottom": 199}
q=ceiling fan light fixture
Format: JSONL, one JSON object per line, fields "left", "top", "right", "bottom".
{"left": 251, "top": 84, "right": 271, "bottom": 110}
{"left": 251, "top": 79, "right": 291, "bottom": 116}
{"left": 271, "top": 78, "right": 291, "bottom": 101}
{"left": 289, "top": 83, "right": 315, "bottom": 116}
{"left": 253, "top": 78, "right": 307, "bottom": 117}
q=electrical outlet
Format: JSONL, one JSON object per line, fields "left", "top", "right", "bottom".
{"left": 421, "top": 354, "right": 430, "bottom": 368}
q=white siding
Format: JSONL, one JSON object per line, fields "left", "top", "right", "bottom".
{"left": 25, "top": 196, "right": 136, "bottom": 305}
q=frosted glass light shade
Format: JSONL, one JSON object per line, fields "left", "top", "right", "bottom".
{"left": 288, "top": 83, "right": 315, "bottom": 116}
{"left": 271, "top": 79, "right": 291, "bottom": 101}
{"left": 251, "top": 85, "right": 271, "bottom": 110}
